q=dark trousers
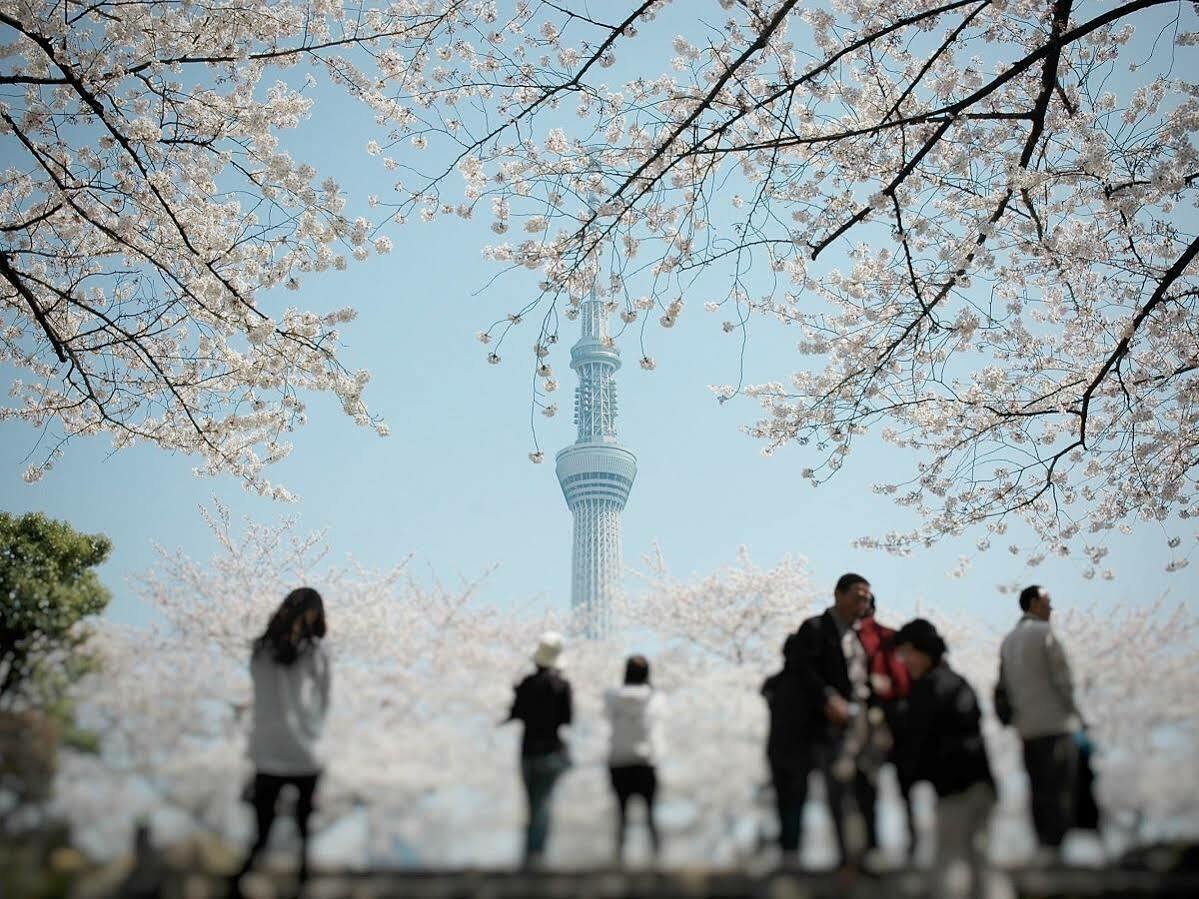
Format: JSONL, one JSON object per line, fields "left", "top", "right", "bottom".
{"left": 769, "top": 758, "right": 808, "bottom": 854}
{"left": 771, "top": 745, "right": 877, "bottom": 864}
{"left": 235, "top": 771, "right": 320, "bottom": 882}
{"left": 1023, "top": 733, "right": 1078, "bottom": 848}
{"left": 609, "top": 764, "right": 660, "bottom": 857}
{"left": 822, "top": 755, "right": 878, "bottom": 864}
{"left": 520, "top": 751, "right": 569, "bottom": 861}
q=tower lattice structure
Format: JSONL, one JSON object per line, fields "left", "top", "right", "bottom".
{"left": 555, "top": 297, "right": 637, "bottom": 638}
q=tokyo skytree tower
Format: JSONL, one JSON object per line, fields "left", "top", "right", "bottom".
{"left": 555, "top": 296, "right": 637, "bottom": 638}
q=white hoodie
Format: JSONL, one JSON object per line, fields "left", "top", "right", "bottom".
{"left": 604, "top": 684, "right": 666, "bottom": 766}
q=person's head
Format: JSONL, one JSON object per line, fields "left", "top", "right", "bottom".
{"left": 894, "top": 618, "right": 947, "bottom": 679}
{"left": 256, "top": 587, "right": 326, "bottom": 665}
{"left": 1019, "top": 584, "right": 1052, "bottom": 621}
{"left": 532, "top": 631, "right": 565, "bottom": 669}
{"left": 833, "top": 572, "right": 872, "bottom": 623}
{"left": 624, "top": 654, "right": 651, "bottom": 686}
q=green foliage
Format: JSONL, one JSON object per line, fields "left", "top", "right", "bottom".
{"left": 0, "top": 512, "right": 111, "bottom": 709}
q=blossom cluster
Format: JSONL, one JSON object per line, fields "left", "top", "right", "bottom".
{"left": 1, "top": 2, "right": 401, "bottom": 494}
{"left": 351, "top": 0, "right": 1198, "bottom": 568}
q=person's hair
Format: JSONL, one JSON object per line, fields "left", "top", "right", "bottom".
{"left": 1018, "top": 585, "right": 1043, "bottom": 612}
{"left": 895, "top": 618, "right": 948, "bottom": 666}
{"left": 254, "top": 587, "right": 326, "bottom": 665}
{"left": 835, "top": 572, "right": 869, "bottom": 594}
{"left": 624, "top": 654, "right": 650, "bottom": 686}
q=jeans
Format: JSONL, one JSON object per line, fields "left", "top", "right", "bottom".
{"left": 1023, "top": 733, "right": 1078, "bottom": 848}
{"left": 521, "top": 751, "right": 569, "bottom": 861}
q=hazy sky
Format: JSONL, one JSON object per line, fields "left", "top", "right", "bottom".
{"left": 1, "top": 3, "right": 1193, "bottom": 634}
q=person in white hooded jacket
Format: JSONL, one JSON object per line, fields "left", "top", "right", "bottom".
{"left": 604, "top": 655, "right": 666, "bottom": 861}
{"left": 230, "top": 587, "right": 330, "bottom": 897}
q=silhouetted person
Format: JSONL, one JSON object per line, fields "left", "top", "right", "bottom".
{"left": 995, "top": 585, "right": 1080, "bottom": 852}
{"left": 505, "top": 632, "right": 572, "bottom": 867}
{"left": 230, "top": 587, "right": 330, "bottom": 896}
{"left": 762, "top": 633, "right": 809, "bottom": 863}
{"left": 790, "top": 572, "right": 878, "bottom": 867}
{"left": 604, "top": 654, "right": 666, "bottom": 862}
{"left": 894, "top": 619, "right": 995, "bottom": 899}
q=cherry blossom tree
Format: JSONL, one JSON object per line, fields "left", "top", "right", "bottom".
{"left": 0, "top": 1, "right": 415, "bottom": 495}
{"left": 55, "top": 506, "right": 1199, "bottom": 863}
{"left": 357, "top": 0, "right": 1198, "bottom": 568}
{"left": 54, "top": 506, "right": 815, "bottom": 863}
{"left": 6, "top": 2, "right": 1195, "bottom": 560}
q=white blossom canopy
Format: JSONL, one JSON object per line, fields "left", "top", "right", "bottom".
{"left": 367, "top": 0, "right": 1199, "bottom": 568}
{"left": 0, "top": 1, "right": 400, "bottom": 497}
{"left": 3, "top": 1, "right": 1196, "bottom": 565}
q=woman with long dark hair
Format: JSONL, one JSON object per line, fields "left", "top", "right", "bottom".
{"left": 229, "top": 587, "right": 330, "bottom": 895}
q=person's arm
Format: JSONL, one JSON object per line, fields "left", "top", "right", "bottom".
{"left": 502, "top": 680, "right": 525, "bottom": 725}
{"left": 1045, "top": 629, "right": 1079, "bottom": 716}
{"left": 894, "top": 683, "right": 933, "bottom": 796}
{"left": 793, "top": 618, "right": 832, "bottom": 703}
{"left": 315, "top": 643, "right": 332, "bottom": 715}
{"left": 795, "top": 617, "right": 852, "bottom": 724}
{"left": 560, "top": 680, "right": 573, "bottom": 726}
{"left": 649, "top": 692, "right": 668, "bottom": 760}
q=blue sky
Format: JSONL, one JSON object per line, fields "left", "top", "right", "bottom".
{"left": 1, "top": 3, "right": 1193, "bottom": 633}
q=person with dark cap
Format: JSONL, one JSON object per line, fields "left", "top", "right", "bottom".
{"left": 789, "top": 572, "right": 879, "bottom": 867}
{"left": 894, "top": 618, "right": 995, "bottom": 899}
{"left": 761, "top": 633, "right": 809, "bottom": 863}
{"left": 994, "top": 585, "right": 1081, "bottom": 853}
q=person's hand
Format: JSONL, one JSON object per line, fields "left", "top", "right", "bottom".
{"left": 1073, "top": 728, "right": 1094, "bottom": 754}
{"left": 825, "top": 693, "right": 851, "bottom": 725}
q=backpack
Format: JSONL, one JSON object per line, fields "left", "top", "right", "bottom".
{"left": 992, "top": 674, "right": 1014, "bottom": 726}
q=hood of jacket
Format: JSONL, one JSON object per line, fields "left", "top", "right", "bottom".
{"left": 606, "top": 683, "right": 654, "bottom": 710}
{"left": 605, "top": 684, "right": 663, "bottom": 764}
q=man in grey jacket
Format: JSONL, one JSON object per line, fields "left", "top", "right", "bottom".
{"left": 995, "top": 585, "right": 1081, "bottom": 851}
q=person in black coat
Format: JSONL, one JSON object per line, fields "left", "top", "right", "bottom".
{"left": 788, "top": 572, "right": 880, "bottom": 866}
{"left": 894, "top": 619, "right": 995, "bottom": 899}
{"left": 761, "top": 633, "right": 810, "bottom": 861}
{"left": 504, "top": 632, "right": 573, "bottom": 867}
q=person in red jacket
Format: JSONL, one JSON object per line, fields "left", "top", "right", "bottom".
{"left": 857, "top": 595, "right": 916, "bottom": 856}
{"left": 857, "top": 596, "right": 911, "bottom": 702}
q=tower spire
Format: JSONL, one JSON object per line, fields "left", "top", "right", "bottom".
{"left": 555, "top": 293, "right": 637, "bottom": 638}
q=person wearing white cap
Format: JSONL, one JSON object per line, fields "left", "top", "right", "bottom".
{"left": 504, "top": 631, "right": 573, "bottom": 866}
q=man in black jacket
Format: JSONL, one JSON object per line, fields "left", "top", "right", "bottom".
{"left": 789, "top": 572, "right": 878, "bottom": 866}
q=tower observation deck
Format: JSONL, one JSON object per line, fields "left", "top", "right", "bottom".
{"left": 555, "top": 297, "right": 637, "bottom": 638}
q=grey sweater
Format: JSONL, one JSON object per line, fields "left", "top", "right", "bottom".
{"left": 998, "top": 616, "right": 1079, "bottom": 739}
{"left": 248, "top": 642, "right": 331, "bottom": 775}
